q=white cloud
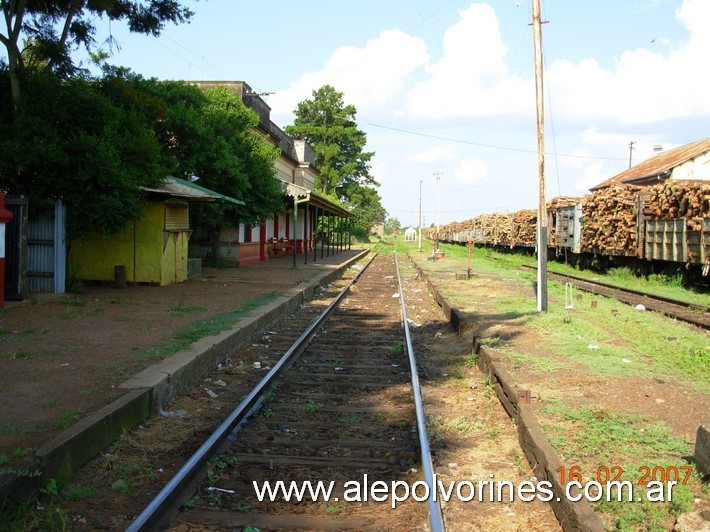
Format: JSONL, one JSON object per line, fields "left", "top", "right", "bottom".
{"left": 454, "top": 158, "right": 489, "bottom": 184}
{"left": 405, "top": 3, "right": 531, "bottom": 120}
{"left": 269, "top": 29, "right": 428, "bottom": 122}
{"left": 548, "top": 0, "right": 710, "bottom": 124}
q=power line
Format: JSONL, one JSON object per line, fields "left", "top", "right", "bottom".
{"left": 159, "top": 34, "right": 238, "bottom": 80}
{"left": 366, "top": 122, "right": 627, "bottom": 161}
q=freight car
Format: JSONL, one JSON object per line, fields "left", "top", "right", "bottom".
{"left": 433, "top": 180, "right": 710, "bottom": 282}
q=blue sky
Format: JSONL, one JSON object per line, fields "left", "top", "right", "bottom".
{"left": 28, "top": 1, "right": 710, "bottom": 226}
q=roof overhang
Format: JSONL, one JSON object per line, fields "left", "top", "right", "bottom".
{"left": 623, "top": 170, "right": 672, "bottom": 186}
{"left": 282, "top": 182, "right": 351, "bottom": 217}
{"left": 143, "top": 176, "right": 245, "bottom": 205}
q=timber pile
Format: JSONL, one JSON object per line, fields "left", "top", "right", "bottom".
{"left": 647, "top": 180, "right": 710, "bottom": 231}
{"left": 547, "top": 196, "right": 583, "bottom": 209}
{"left": 492, "top": 213, "right": 513, "bottom": 243}
{"left": 511, "top": 210, "right": 537, "bottom": 245}
{"left": 470, "top": 213, "right": 513, "bottom": 243}
{"left": 581, "top": 184, "right": 640, "bottom": 253}
{"left": 441, "top": 219, "right": 473, "bottom": 238}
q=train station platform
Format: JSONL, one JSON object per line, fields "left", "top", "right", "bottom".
{"left": 0, "top": 247, "right": 369, "bottom": 503}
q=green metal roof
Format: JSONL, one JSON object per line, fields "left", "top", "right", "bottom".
{"left": 143, "top": 176, "right": 245, "bottom": 205}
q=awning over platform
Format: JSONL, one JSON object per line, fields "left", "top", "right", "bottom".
{"left": 143, "top": 176, "right": 245, "bottom": 205}
{"left": 281, "top": 182, "right": 351, "bottom": 218}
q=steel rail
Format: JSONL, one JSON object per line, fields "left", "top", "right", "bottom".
{"left": 126, "top": 252, "right": 376, "bottom": 531}
{"left": 521, "top": 264, "right": 710, "bottom": 312}
{"left": 394, "top": 250, "right": 445, "bottom": 532}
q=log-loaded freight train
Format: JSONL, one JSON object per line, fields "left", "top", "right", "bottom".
{"left": 429, "top": 138, "right": 710, "bottom": 281}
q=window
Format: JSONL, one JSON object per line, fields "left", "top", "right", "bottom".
{"left": 165, "top": 203, "right": 189, "bottom": 230}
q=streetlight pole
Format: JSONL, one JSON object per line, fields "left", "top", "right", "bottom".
{"left": 418, "top": 179, "right": 423, "bottom": 252}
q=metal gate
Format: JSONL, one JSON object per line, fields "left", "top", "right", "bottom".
{"left": 3, "top": 198, "right": 66, "bottom": 299}
{"left": 27, "top": 200, "right": 66, "bottom": 294}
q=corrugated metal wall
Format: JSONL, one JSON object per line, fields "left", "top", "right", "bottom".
{"left": 26, "top": 200, "right": 66, "bottom": 294}
{"left": 27, "top": 210, "right": 55, "bottom": 293}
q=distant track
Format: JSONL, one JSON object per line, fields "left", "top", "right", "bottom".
{"left": 522, "top": 265, "right": 710, "bottom": 331}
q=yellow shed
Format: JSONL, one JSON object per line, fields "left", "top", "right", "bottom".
{"left": 70, "top": 177, "right": 243, "bottom": 286}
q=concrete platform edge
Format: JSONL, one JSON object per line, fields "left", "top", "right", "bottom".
{"left": 0, "top": 249, "right": 368, "bottom": 509}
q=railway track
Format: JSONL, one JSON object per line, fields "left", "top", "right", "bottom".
{"left": 521, "top": 265, "right": 710, "bottom": 330}
{"left": 127, "top": 251, "right": 443, "bottom": 531}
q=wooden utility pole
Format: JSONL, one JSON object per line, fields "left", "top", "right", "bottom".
{"left": 434, "top": 171, "right": 442, "bottom": 252}
{"left": 418, "top": 179, "right": 423, "bottom": 252}
{"left": 532, "top": 0, "right": 547, "bottom": 312}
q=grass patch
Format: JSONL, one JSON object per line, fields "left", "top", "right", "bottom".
{"left": 59, "top": 306, "right": 104, "bottom": 320}
{"left": 11, "top": 348, "right": 31, "bottom": 360}
{"left": 460, "top": 262, "right": 709, "bottom": 389}
{"left": 108, "top": 298, "right": 138, "bottom": 306}
{"left": 507, "top": 351, "right": 572, "bottom": 375}
{"left": 169, "top": 301, "right": 207, "bottom": 315}
{"left": 0, "top": 423, "right": 39, "bottom": 436}
{"left": 64, "top": 485, "right": 96, "bottom": 501}
{"left": 530, "top": 284, "right": 710, "bottom": 388}
{"left": 133, "top": 292, "right": 280, "bottom": 361}
{"left": 541, "top": 401, "right": 698, "bottom": 529}
{"left": 427, "top": 413, "right": 484, "bottom": 442}
{"left": 305, "top": 400, "right": 322, "bottom": 414}
{"left": 542, "top": 402, "right": 691, "bottom": 459}
{"left": 55, "top": 408, "right": 85, "bottom": 430}
{"left": 337, "top": 416, "right": 360, "bottom": 424}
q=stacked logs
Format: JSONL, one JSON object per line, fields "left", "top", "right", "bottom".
{"left": 511, "top": 210, "right": 537, "bottom": 246}
{"left": 548, "top": 196, "right": 583, "bottom": 209}
{"left": 647, "top": 180, "right": 710, "bottom": 231}
{"left": 429, "top": 180, "right": 710, "bottom": 254}
{"left": 581, "top": 184, "right": 640, "bottom": 253}
{"left": 468, "top": 213, "right": 512, "bottom": 243}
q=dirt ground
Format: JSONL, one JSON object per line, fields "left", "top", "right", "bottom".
{"left": 0, "top": 253, "right": 356, "bottom": 462}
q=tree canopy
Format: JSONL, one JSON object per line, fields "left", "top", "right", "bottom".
{"left": 285, "top": 84, "right": 386, "bottom": 238}
{"left": 0, "top": 66, "right": 283, "bottom": 241}
{"left": 285, "top": 85, "right": 376, "bottom": 199}
{"left": 0, "top": 68, "right": 167, "bottom": 240}
{"left": 117, "top": 77, "right": 283, "bottom": 229}
{"left": 0, "top": 0, "right": 193, "bottom": 107}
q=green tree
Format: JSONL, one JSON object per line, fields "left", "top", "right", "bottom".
{"left": 340, "top": 182, "right": 386, "bottom": 240}
{"left": 285, "top": 85, "right": 376, "bottom": 199}
{"left": 0, "top": 68, "right": 167, "bottom": 240}
{"left": 0, "top": 0, "right": 193, "bottom": 108}
{"left": 384, "top": 216, "right": 401, "bottom": 235}
{"left": 111, "top": 77, "right": 282, "bottom": 261}
{"left": 126, "top": 79, "right": 283, "bottom": 227}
